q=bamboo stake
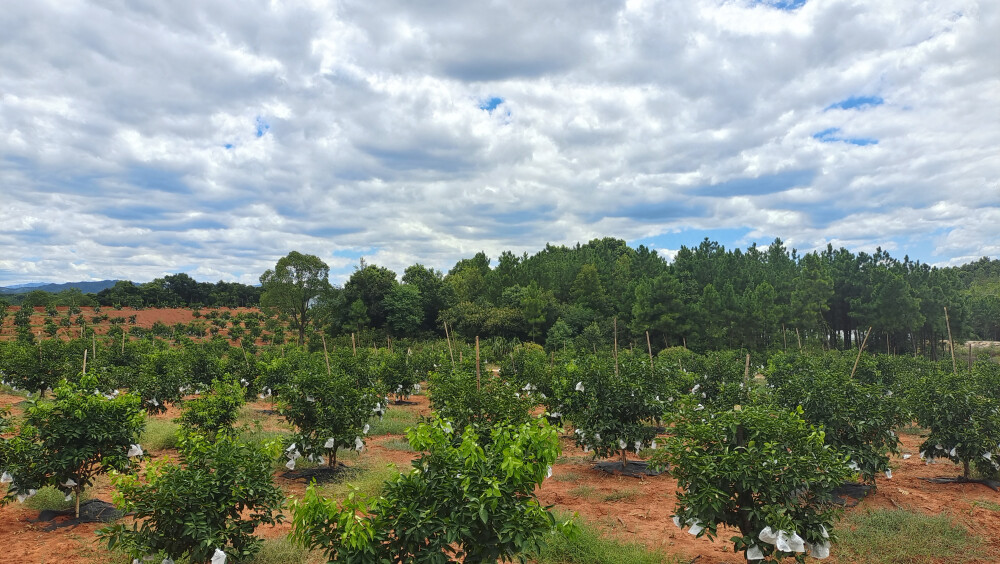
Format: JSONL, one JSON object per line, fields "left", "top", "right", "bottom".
{"left": 351, "top": 332, "right": 357, "bottom": 356}
{"left": 321, "top": 335, "right": 331, "bottom": 376}
{"left": 646, "top": 331, "right": 654, "bottom": 376}
{"left": 443, "top": 322, "right": 455, "bottom": 367}
{"left": 613, "top": 317, "right": 619, "bottom": 377}
{"left": 782, "top": 324, "right": 787, "bottom": 351}
{"left": 122, "top": 328, "right": 126, "bottom": 353}
{"left": 82, "top": 348, "right": 88, "bottom": 376}
{"left": 744, "top": 353, "right": 751, "bottom": 382}
{"left": 475, "top": 336, "right": 481, "bottom": 391}
{"left": 850, "top": 326, "right": 872, "bottom": 379}
{"left": 944, "top": 307, "right": 957, "bottom": 375}
{"left": 92, "top": 334, "right": 97, "bottom": 360}
{"left": 682, "top": 337, "right": 687, "bottom": 349}
{"left": 795, "top": 328, "right": 802, "bottom": 351}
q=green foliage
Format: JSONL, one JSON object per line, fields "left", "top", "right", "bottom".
{"left": 178, "top": 377, "right": 247, "bottom": 440}
{"left": 910, "top": 360, "right": 1000, "bottom": 479}
{"left": 2, "top": 375, "right": 145, "bottom": 516}
{"left": 135, "top": 348, "right": 186, "bottom": 414}
{"left": 279, "top": 367, "right": 381, "bottom": 468}
{"left": 651, "top": 404, "right": 852, "bottom": 563}
{"left": 100, "top": 432, "right": 285, "bottom": 563}
{"left": 428, "top": 364, "right": 534, "bottom": 445}
{"left": 260, "top": 251, "right": 332, "bottom": 346}
{"left": 555, "top": 353, "right": 665, "bottom": 462}
{"left": 766, "top": 351, "right": 908, "bottom": 484}
{"left": 290, "top": 417, "right": 572, "bottom": 563}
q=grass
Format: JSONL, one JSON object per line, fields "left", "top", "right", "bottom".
{"left": 601, "top": 487, "right": 640, "bottom": 503}
{"left": 381, "top": 437, "right": 414, "bottom": 451}
{"left": 534, "top": 513, "right": 678, "bottom": 564}
{"left": 569, "top": 485, "right": 597, "bottom": 499}
{"left": 317, "top": 460, "right": 403, "bottom": 500}
{"left": 971, "top": 499, "right": 1000, "bottom": 512}
{"left": 554, "top": 471, "right": 583, "bottom": 482}
{"left": 141, "top": 418, "right": 180, "bottom": 451}
{"left": 368, "top": 407, "right": 422, "bottom": 436}
{"left": 24, "top": 485, "right": 88, "bottom": 512}
{"left": 249, "top": 538, "right": 325, "bottom": 564}
{"left": 835, "top": 508, "right": 983, "bottom": 563}
{"left": 898, "top": 422, "right": 928, "bottom": 436}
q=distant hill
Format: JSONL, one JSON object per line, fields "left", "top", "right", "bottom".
{"left": 0, "top": 280, "right": 120, "bottom": 295}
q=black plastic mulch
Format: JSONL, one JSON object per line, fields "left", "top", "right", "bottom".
{"left": 281, "top": 463, "right": 360, "bottom": 483}
{"left": 920, "top": 476, "right": 1000, "bottom": 491}
{"left": 30, "top": 499, "right": 124, "bottom": 530}
{"left": 830, "top": 482, "right": 873, "bottom": 507}
{"left": 593, "top": 460, "right": 662, "bottom": 478}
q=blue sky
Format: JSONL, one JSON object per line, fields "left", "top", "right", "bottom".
{"left": 0, "top": 0, "right": 998, "bottom": 285}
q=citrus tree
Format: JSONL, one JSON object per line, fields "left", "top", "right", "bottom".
{"left": 290, "top": 417, "right": 572, "bottom": 562}
{"left": 652, "top": 404, "right": 852, "bottom": 562}
{"left": 427, "top": 364, "right": 533, "bottom": 445}
{"left": 279, "top": 367, "right": 381, "bottom": 468}
{"left": 766, "top": 351, "right": 907, "bottom": 484}
{"left": 177, "top": 377, "right": 246, "bottom": 440}
{"left": 4, "top": 375, "right": 145, "bottom": 517}
{"left": 100, "top": 431, "right": 285, "bottom": 563}
{"left": 910, "top": 358, "right": 1000, "bottom": 480}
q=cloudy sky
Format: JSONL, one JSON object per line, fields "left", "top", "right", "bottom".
{"left": 1, "top": 0, "right": 998, "bottom": 285}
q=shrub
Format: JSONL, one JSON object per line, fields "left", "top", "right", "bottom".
{"left": 177, "top": 377, "right": 246, "bottom": 440}
{"left": 2, "top": 375, "right": 145, "bottom": 517}
{"left": 910, "top": 359, "right": 1000, "bottom": 480}
{"left": 428, "top": 364, "right": 533, "bottom": 445}
{"left": 290, "top": 417, "right": 572, "bottom": 562}
{"left": 100, "top": 432, "right": 285, "bottom": 563}
{"left": 279, "top": 367, "right": 381, "bottom": 468}
{"left": 651, "top": 404, "right": 852, "bottom": 562}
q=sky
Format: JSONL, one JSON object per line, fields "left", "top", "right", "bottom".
{"left": 1, "top": 0, "right": 998, "bottom": 286}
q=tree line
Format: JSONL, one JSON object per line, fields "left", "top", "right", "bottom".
{"left": 264, "top": 238, "right": 1000, "bottom": 358}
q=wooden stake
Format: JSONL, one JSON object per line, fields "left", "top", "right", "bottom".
{"left": 443, "top": 322, "right": 455, "bottom": 367}
{"left": 82, "top": 348, "right": 88, "bottom": 376}
{"left": 744, "top": 353, "right": 751, "bottom": 382}
{"left": 613, "top": 317, "right": 619, "bottom": 377}
{"left": 122, "top": 328, "right": 126, "bottom": 353}
{"left": 321, "top": 335, "right": 331, "bottom": 376}
{"left": 682, "top": 336, "right": 687, "bottom": 349}
{"left": 351, "top": 332, "right": 357, "bottom": 356}
{"left": 646, "top": 331, "right": 654, "bottom": 376}
{"left": 795, "top": 328, "right": 802, "bottom": 351}
{"left": 241, "top": 344, "right": 251, "bottom": 369}
{"left": 969, "top": 342, "right": 973, "bottom": 368}
{"left": 92, "top": 334, "right": 96, "bottom": 360}
{"left": 886, "top": 333, "right": 890, "bottom": 355}
{"left": 944, "top": 307, "right": 957, "bottom": 375}
{"left": 475, "top": 336, "right": 481, "bottom": 391}
{"left": 850, "top": 326, "right": 872, "bottom": 379}
{"left": 782, "top": 323, "right": 787, "bottom": 351}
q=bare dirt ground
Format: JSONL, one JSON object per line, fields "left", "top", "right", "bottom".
{"left": 2, "top": 391, "right": 999, "bottom": 563}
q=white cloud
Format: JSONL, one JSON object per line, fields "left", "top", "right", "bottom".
{"left": 0, "top": 0, "right": 997, "bottom": 285}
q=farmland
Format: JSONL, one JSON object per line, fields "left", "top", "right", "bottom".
{"left": 1, "top": 331, "right": 999, "bottom": 563}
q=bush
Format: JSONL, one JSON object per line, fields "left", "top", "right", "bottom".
{"left": 428, "top": 364, "right": 534, "bottom": 445}
{"left": 290, "top": 417, "right": 572, "bottom": 562}
{"left": 651, "top": 404, "right": 852, "bottom": 562}
{"left": 177, "top": 377, "right": 246, "bottom": 440}
{"left": 910, "top": 359, "right": 1000, "bottom": 480}
{"left": 766, "top": 351, "right": 908, "bottom": 484}
{"left": 100, "top": 432, "right": 285, "bottom": 563}
{"left": 279, "top": 366, "right": 381, "bottom": 468}
{"left": 2, "top": 375, "right": 145, "bottom": 517}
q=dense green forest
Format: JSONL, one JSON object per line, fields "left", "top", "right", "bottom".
{"left": 5, "top": 238, "right": 999, "bottom": 357}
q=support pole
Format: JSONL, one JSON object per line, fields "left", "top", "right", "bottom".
{"left": 443, "top": 322, "right": 455, "bottom": 367}
{"left": 646, "top": 331, "right": 654, "bottom": 376}
{"left": 475, "top": 336, "right": 481, "bottom": 391}
{"left": 850, "top": 326, "right": 872, "bottom": 379}
{"left": 321, "top": 335, "right": 331, "bottom": 376}
{"left": 944, "top": 307, "right": 957, "bottom": 375}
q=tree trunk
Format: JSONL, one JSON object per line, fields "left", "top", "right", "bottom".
{"left": 75, "top": 488, "right": 81, "bottom": 519}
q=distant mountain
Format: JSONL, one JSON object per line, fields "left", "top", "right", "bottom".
{"left": 0, "top": 280, "right": 120, "bottom": 295}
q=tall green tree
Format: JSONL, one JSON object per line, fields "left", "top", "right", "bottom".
{"left": 260, "top": 252, "right": 332, "bottom": 346}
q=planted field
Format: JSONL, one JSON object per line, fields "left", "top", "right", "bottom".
{"left": 1, "top": 339, "right": 999, "bottom": 563}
